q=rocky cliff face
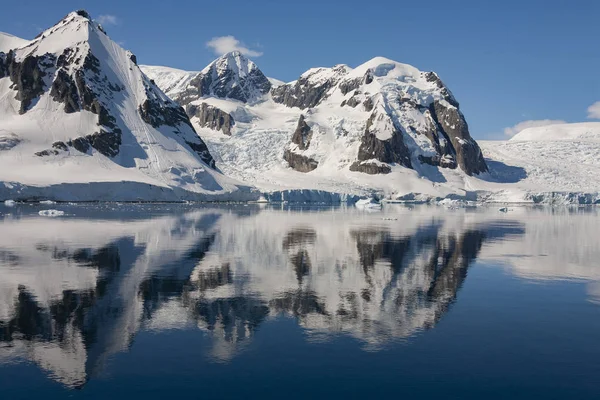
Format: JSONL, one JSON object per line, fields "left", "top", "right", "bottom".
{"left": 187, "top": 102, "right": 234, "bottom": 136}
{"left": 271, "top": 65, "right": 351, "bottom": 109}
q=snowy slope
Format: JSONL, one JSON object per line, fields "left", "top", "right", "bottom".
{"left": 139, "top": 65, "right": 197, "bottom": 97}
{"left": 0, "top": 11, "right": 254, "bottom": 201}
{"left": 475, "top": 123, "right": 600, "bottom": 203}
{"left": 0, "top": 32, "right": 29, "bottom": 52}
{"left": 143, "top": 54, "right": 488, "bottom": 201}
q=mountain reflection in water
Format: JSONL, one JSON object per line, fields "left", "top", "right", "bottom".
{"left": 1, "top": 205, "right": 597, "bottom": 390}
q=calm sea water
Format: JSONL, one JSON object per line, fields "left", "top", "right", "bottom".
{"left": 0, "top": 203, "right": 599, "bottom": 399}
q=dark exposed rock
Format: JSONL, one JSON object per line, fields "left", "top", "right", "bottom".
{"left": 339, "top": 68, "right": 373, "bottom": 95}
{"left": 418, "top": 154, "right": 457, "bottom": 170}
{"left": 52, "top": 141, "right": 69, "bottom": 152}
{"left": 364, "top": 69, "right": 374, "bottom": 85}
{"left": 68, "top": 137, "right": 90, "bottom": 154}
{"left": 35, "top": 141, "right": 69, "bottom": 157}
{"left": 430, "top": 101, "right": 487, "bottom": 175}
{"left": 84, "top": 131, "right": 121, "bottom": 158}
{"left": 6, "top": 51, "right": 54, "bottom": 114}
{"left": 187, "top": 103, "right": 234, "bottom": 136}
{"left": 0, "top": 52, "right": 7, "bottom": 79}
{"left": 50, "top": 69, "right": 81, "bottom": 113}
{"left": 283, "top": 149, "right": 318, "bottom": 172}
{"left": 82, "top": 52, "right": 101, "bottom": 74}
{"left": 344, "top": 95, "right": 362, "bottom": 108}
{"left": 363, "top": 97, "right": 374, "bottom": 112}
{"left": 128, "top": 53, "right": 137, "bottom": 65}
{"left": 75, "top": 9, "right": 91, "bottom": 19}
{"left": 351, "top": 112, "right": 412, "bottom": 174}
{"left": 339, "top": 77, "right": 363, "bottom": 95}
{"left": 139, "top": 98, "right": 193, "bottom": 130}
{"left": 349, "top": 161, "right": 391, "bottom": 174}
{"left": 185, "top": 140, "right": 216, "bottom": 169}
{"left": 271, "top": 65, "right": 348, "bottom": 109}
{"left": 35, "top": 149, "right": 60, "bottom": 157}
{"left": 290, "top": 115, "right": 312, "bottom": 150}
{"left": 56, "top": 48, "right": 74, "bottom": 68}
{"left": 424, "top": 72, "right": 459, "bottom": 108}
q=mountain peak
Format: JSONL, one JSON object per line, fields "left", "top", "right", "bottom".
{"left": 175, "top": 51, "right": 271, "bottom": 103}
{"left": 204, "top": 51, "right": 256, "bottom": 78}
{"left": 224, "top": 50, "right": 243, "bottom": 58}
{"left": 74, "top": 9, "right": 92, "bottom": 19}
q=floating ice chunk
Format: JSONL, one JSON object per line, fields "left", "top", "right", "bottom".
{"left": 355, "top": 198, "right": 382, "bottom": 210}
{"left": 39, "top": 200, "right": 57, "bottom": 205}
{"left": 38, "top": 209, "right": 65, "bottom": 217}
{"left": 4, "top": 200, "right": 15, "bottom": 206}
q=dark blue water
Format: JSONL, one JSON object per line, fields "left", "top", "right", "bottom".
{"left": 0, "top": 203, "right": 599, "bottom": 399}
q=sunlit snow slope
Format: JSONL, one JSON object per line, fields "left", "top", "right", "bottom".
{"left": 475, "top": 123, "right": 600, "bottom": 203}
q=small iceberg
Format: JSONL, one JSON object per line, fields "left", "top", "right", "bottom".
{"left": 40, "top": 200, "right": 57, "bottom": 205}
{"left": 355, "top": 197, "right": 382, "bottom": 210}
{"left": 4, "top": 200, "right": 15, "bottom": 206}
{"left": 38, "top": 209, "right": 65, "bottom": 217}
{"left": 251, "top": 196, "right": 269, "bottom": 204}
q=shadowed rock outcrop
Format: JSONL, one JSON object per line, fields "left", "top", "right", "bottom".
{"left": 290, "top": 115, "right": 312, "bottom": 150}
{"left": 350, "top": 112, "right": 412, "bottom": 174}
{"left": 283, "top": 149, "right": 318, "bottom": 172}
{"left": 4, "top": 51, "right": 54, "bottom": 114}
{"left": 430, "top": 100, "right": 487, "bottom": 175}
{"left": 187, "top": 103, "right": 234, "bottom": 136}
{"left": 271, "top": 65, "right": 349, "bottom": 109}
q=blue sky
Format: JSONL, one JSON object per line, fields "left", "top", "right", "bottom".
{"left": 1, "top": 0, "right": 599, "bottom": 139}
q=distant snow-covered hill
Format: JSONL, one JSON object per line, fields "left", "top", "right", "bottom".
{"left": 0, "top": 11, "right": 253, "bottom": 201}
{"left": 0, "top": 32, "right": 28, "bottom": 53}
{"left": 476, "top": 122, "right": 600, "bottom": 203}
{"left": 510, "top": 122, "right": 600, "bottom": 142}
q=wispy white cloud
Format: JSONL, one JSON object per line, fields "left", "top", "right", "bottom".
{"left": 503, "top": 119, "right": 567, "bottom": 137}
{"left": 206, "top": 35, "right": 263, "bottom": 57}
{"left": 587, "top": 101, "right": 600, "bottom": 119}
{"left": 97, "top": 15, "right": 119, "bottom": 26}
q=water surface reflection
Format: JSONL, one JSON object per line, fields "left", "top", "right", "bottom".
{"left": 0, "top": 205, "right": 598, "bottom": 390}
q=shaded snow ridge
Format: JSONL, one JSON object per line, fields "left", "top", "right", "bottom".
{"left": 142, "top": 52, "right": 488, "bottom": 200}
{"left": 0, "top": 10, "right": 252, "bottom": 201}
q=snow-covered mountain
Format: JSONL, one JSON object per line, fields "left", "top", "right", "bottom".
{"left": 0, "top": 11, "right": 253, "bottom": 201}
{"left": 142, "top": 53, "right": 489, "bottom": 200}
